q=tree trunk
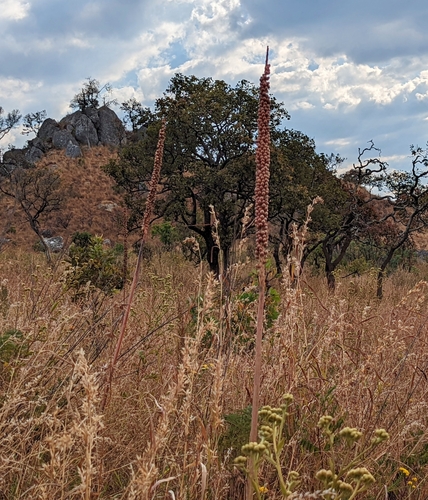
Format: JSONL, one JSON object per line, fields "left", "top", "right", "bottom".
{"left": 273, "top": 241, "right": 281, "bottom": 275}
{"left": 323, "top": 242, "right": 336, "bottom": 291}
{"left": 377, "top": 248, "right": 396, "bottom": 299}
{"left": 326, "top": 264, "right": 336, "bottom": 290}
{"left": 30, "top": 221, "right": 51, "bottom": 265}
{"left": 205, "top": 234, "right": 220, "bottom": 277}
{"left": 222, "top": 246, "right": 230, "bottom": 274}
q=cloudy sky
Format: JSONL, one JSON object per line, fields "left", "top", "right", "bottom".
{"left": 1, "top": 0, "right": 428, "bottom": 172}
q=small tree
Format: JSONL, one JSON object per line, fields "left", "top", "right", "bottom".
{"left": 0, "top": 162, "right": 63, "bottom": 263}
{"left": 369, "top": 145, "right": 428, "bottom": 297}
{"left": 64, "top": 232, "right": 123, "bottom": 298}
{"left": 268, "top": 129, "right": 346, "bottom": 276}
{"left": 70, "top": 78, "right": 117, "bottom": 111}
{"left": 21, "top": 110, "right": 47, "bottom": 136}
{"left": 120, "top": 98, "right": 155, "bottom": 131}
{"left": 308, "top": 142, "right": 388, "bottom": 290}
{"left": 0, "top": 107, "right": 21, "bottom": 141}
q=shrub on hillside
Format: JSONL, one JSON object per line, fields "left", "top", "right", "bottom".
{"left": 63, "top": 232, "right": 123, "bottom": 298}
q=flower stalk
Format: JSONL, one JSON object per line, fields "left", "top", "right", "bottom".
{"left": 247, "top": 46, "right": 271, "bottom": 499}
{"left": 102, "top": 119, "right": 166, "bottom": 409}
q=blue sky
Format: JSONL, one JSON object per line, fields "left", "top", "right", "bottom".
{"left": 1, "top": 0, "right": 428, "bottom": 173}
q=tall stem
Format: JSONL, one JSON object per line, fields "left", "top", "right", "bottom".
{"left": 247, "top": 47, "right": 271, "bottom": 499}
{"left": 102, "top": 120, "right": 166, "bottom": 409}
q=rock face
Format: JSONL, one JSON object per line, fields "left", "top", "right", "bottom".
{"left": 52, "top": 129, "right": 79, "bottom": 150}
{"left": 2, "top": 148, "right": 27, "bottom": 168}
{"left": 97, "top": 106, "right": 126, "bottom": 147}
{"left": 43, "top": 236, "right": 64, "bottom": 252}
{"left": 60, "top": 111, "right": 98, "bottom": 147}
{"left": 38, "top": 118, "right": 59, "bottom": 144}
{"left": 1, "top": 106, "right": 126, "bottom": 165}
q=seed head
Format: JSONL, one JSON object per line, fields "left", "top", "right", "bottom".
{"left": 141, "top": 119, "right": 166, "bottom": 240}
{"left": 255, "top": 47, "right": 271, "bottom": 266}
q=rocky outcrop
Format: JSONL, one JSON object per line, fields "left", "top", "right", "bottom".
{"left": 1, "top": 106, "right": 126, "bottom": 166}
{"left": 38, "top": 118, "right": 59, "bottom": 144}
{"left": 2, "top": 148, "right": 27, "bottom": 167}
{"left": 60, "top": 111, "right": 98, "bottom": 147}
{"left": 97, "top": 106, "right": 126, "bottom": 147}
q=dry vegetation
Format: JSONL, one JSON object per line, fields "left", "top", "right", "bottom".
{"left": 1, "top": 244, "right": 428, "bottom": 499}
{"left": 0, "top": 146, "right": 124, "bottom": 250}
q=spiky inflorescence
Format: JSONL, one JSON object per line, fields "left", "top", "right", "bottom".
{"left": 141, "top": 119, "right": 166, "bottom": 240}
{"left": 102, "top": 119, "right": 166, "bottom": 410}
{"left": 255, "top": 48, "right": 271, "bottom": 266}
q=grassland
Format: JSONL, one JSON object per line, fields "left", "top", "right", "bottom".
{"left": 1, "top": 244, "right": 428, "bottom": 499}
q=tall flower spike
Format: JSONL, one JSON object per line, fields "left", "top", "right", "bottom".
{"left": 102, "top": 119, "right": 166, "bottom": 409}
{"left": 255, "top": 47, "right": 271, "bottom": 267}
{"left": 141, "top": 119, "right": 166, "bottom": 240}
{"left": 247, "top": 47, "right": 271, "bottom": 500}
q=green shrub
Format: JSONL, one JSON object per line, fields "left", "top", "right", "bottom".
{"left": 151, "top": 221, "right": 177, "bottom": 249}
{"left": 64, "top": 232, "right": 123, "bottom": 298}
{"left": 0, "top": 329, "right": 28, "bottom": 363}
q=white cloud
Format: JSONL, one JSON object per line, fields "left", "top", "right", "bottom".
{"left": 324, "top": 138, "right": 352, "bottom": 147}
{"left": 1, "top": 0, "right": 428, "bottom": 170}
{"left": 0, "top": 0, "right": 30, "bottom": 20}
{"left": 291, "top": 101, "right": 314, "bottom": 110}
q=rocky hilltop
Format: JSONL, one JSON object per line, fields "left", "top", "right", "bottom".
{"left": 2, "top": 106, "right": 126, "bottom": 167}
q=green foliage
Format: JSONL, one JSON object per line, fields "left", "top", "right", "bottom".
{"left": 32, "top": 240, "right": 45, "bottom": 253}
{"left": 332, "top": 240, "right": 418, "bottom": 277}
{"left": 103, "top": 74, "right": 289, "bottom": 274}
{"left": 219, "top": 406, "right": 252, "bottom": 459}
{"left": 70, "top": 78, "right": 116, "bottom": 111}
{"left": 0, "top": 329, "right": 28, "bottom": 363}
{"left": 64, "top": 232, "right": 123, "bottom": 297}
{"left": 120, "top": 98, "right": 155, "bottom": 131}
{"left": 231, "top": 285, "right": 280, "bottom": 347}
{"left": 151, "top": 221, "right": 177, "bottom": 249}
{"left": 234, "top": 395, "right": 389, "bottom": 499}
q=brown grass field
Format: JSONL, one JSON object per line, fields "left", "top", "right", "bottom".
{"left": 1, "top": 241, "right": 428, "bottom": 499}
{"left": 2, "top": 141, "right": 428, "bottom": 499}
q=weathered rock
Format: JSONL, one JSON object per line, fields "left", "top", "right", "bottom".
{"left": 65, "top": 141, "right": 82, "bottom": 158}
{"left": 97, "top": 106, "right": 126, "bottom": 147}
{"left": 52, "top": 129, "right": 78, "bottom": 149}
{"left": 25, "top": 146, "right": 44, "bottom": 164}
{"left": 84, "top": 107, "right": 101, "bottom": 128}
{"left": 98, "top": 200, "right": 118, "bottom": 212}
{"left": 43, "top": 236, "right": 64, "bottom": 252}
{"left": 60, "top": 111, "right": 99, "bottom": 147}
{"left": 38, "top": 118, "right": 59, "bottom": 145}
{"left": 29, "top": 137, "right": 46, "bottom": 153}
{"left": 2, "top": 148, "right": 27, "bottom": 167}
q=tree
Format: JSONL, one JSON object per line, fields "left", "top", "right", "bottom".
{"left": 0, "top": 162, "right": 63, "bottom": 263}
{"left": 310, "top": 142, "right": 388, "bottom": 290}
{"left": 120, "top": 98, "right": 155, "bottom": 132}
{"left": 0, "top": 107, "right": 21, "bottom": 141}
{"left": 104, "top": 74, "right": 289, "bottom": 275}
{"left": 268, "top": 129, "right": 347, "bottom": 277}
{"left": 21, "top": 110, "right": 47, "bottom": 136}
{"left": 367, "top": 145, "right": 428, "bottom": 298}
{"left": 70, "top": 78, "right": 117, "bottom": 111}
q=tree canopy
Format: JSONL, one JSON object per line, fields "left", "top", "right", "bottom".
{"left": 104, "top": 74, "right": 351, "bottom": 276}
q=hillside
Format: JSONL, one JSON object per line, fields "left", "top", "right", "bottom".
{"left": 1, "top": 145, "right": 125, "bottom": 251}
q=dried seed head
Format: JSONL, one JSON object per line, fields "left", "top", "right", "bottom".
{"left": 255, "top": 47, "right": 271, "bottom": 266}
{"left": 141, "top": 119, "right": 166, "bottom": 240}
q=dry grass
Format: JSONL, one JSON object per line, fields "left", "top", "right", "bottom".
{"left": 0, "top": 146, "right": 124, "bottom": 251}
{"left": 1, "top": 245, "right": 428, "bottom": 499}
